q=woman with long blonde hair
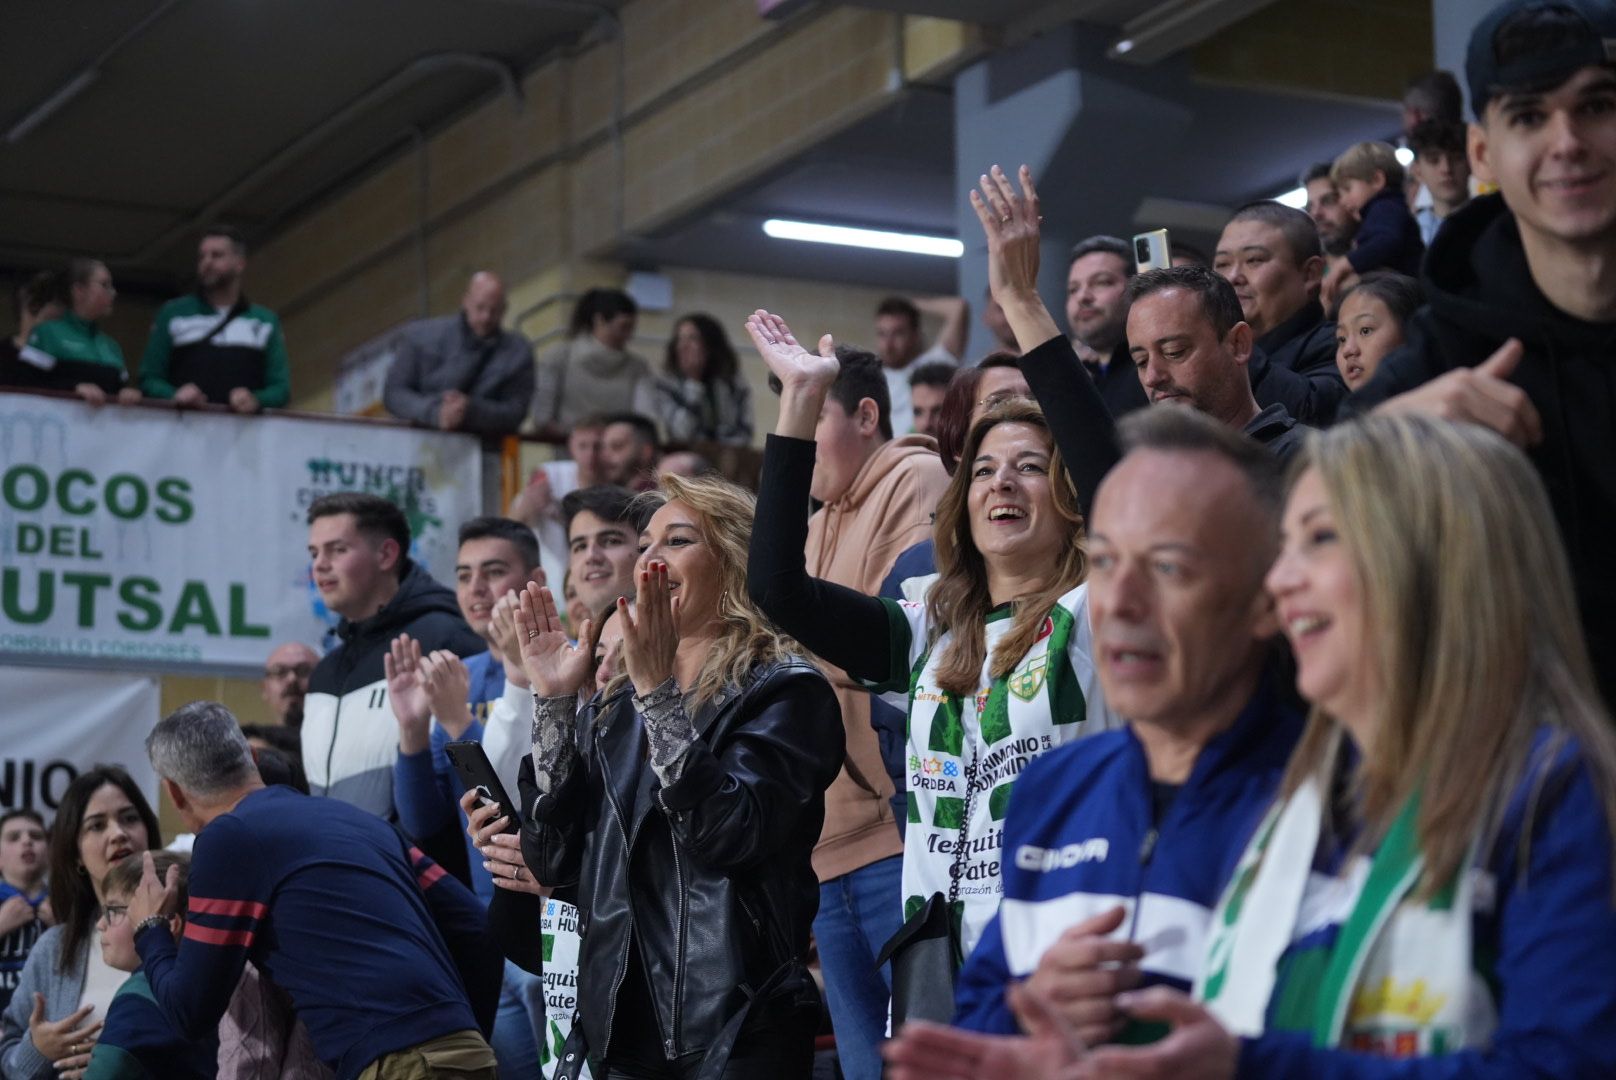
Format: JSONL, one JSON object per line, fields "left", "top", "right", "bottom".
{"left": 1058, "top": 414, "right": 1616, "bottom": 1078}
{"left": 744, "top": 311, "right": 1118, "bottom": 973}
{"left": 470, "top": 471, "right": 844, "bottom": 1079}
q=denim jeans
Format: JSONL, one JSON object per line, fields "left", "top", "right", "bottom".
{"left": 813, "top": 854, "right": 904, "bottom": 1080}
{"left": 490, "top": 959, "right": 547, "bottom": 1079}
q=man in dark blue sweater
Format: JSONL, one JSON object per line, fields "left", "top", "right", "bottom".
{"left": 127, "top": 702, "right": 500, "bottom": 1080}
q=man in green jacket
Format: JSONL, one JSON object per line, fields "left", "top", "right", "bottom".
{"left": 140, "top": 225, "right": 290, "bottom": 413}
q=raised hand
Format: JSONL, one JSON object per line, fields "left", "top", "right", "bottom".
{"left": 383, "top": 634, "right": 432, "bottom": 754}
{"left": 744, "top": 310, "right": 839, "bottom": 392}
{"left": 487, "top": 592, "right": 528, "bottom": 685}
{"left": 619, "top": 560, "right": 681, "bottom": 697}
{"left": 513, "top": 581, "right": 594, "bottom": 697}
{"left": 420, "top": 649, "right": 474, "bottom": 738}
{"left": 968, "top": 165, "right": 1061, "bottom": 352}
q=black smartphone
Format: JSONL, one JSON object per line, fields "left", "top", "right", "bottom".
{"left": 444, "top": 741, "right": 520, "bottom": 834}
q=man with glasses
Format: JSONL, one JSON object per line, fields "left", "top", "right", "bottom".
{"left": 259, "top": 642, "right": 318, "bottom": 729}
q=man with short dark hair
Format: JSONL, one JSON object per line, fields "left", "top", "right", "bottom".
{"left": 140, "top": 225, "right": 290, "bottom": 413}
{"left": 560, "top": 485, "right": 643, "bottom": 621}
{"left": 260, "top": 641, "right": 319, "bottom": 728}
{"left": 129, "top": 701, "right": 499, "bottom": 1078}
{"left": 300, "top": 493, "right": 484, "bottom": 838}
{"left": 1214, "top": 201, "right": 1347, "bottom": 425}
{"left": 874, "top": 295, "right": 965, "bottom": 434}
{"left": 383, "top": 271, "right": 535, "bottom": 436}
{"left": 907, "top": 361, "right": 954, "bottom": 437}
{"left": 597, "top": 412, "right": 659, "bottom": 492}
{"left": 1066, "top": 235, "right": 1147, "bottom": 417}
{"left": 1301, "top": 163, "right": 1357, "bottom": 257}
{"left": 1356, "top": 0, "right": 1616, "bottom": 703}
{"left": 1409, "top": 119, "right": 1473, "bottom": 245}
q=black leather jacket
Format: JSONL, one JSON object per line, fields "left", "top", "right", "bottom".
{"left": 515, "top": 658, "right": 844, "bottom": 1063}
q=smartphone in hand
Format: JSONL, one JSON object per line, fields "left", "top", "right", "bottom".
{"left": 445, "top": 740, "right": 520, "bottom": 834}
{"left": 1133, "top": 228, "right": 1171, "bottom": 273}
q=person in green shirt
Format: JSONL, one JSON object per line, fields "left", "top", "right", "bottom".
{"left": 18, "top": 260, "right": 141, "bottom": 406}
{"left": 139, "top": 225, "right": 290, "bottom": 413}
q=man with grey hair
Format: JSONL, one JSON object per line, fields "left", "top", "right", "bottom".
{"left": 1066, "top": 235, "right": 1147, "bottom": 417}
{"left": 127, "top": 701, "right": 500, "bottom": 1078}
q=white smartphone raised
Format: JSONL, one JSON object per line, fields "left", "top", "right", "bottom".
{"left": 1133, "top": 229, "right": 1171, "bottom": 273}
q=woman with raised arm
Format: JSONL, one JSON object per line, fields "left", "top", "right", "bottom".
{"left": 467, "top": 472, "right": 842, "bottom": 1080}
{"left": 743, "top": 311, "right": 1119, "bottom": 967}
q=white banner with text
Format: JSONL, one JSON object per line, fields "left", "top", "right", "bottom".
{"left": 0, "top": 395, "right": 482, "bottom": 671}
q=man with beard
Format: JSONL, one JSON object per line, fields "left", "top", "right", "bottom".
{"left": 1067, "top": 236, "right": 1148, "bottom": 417}
{"left": 260, "top": 642, "right": 319, "bottom": 728}
{"left": 1302, "top": 163, "right": 1358, "bottom": 257}
{"left": 139, "top": 225, "right": 289, "bottom": 412}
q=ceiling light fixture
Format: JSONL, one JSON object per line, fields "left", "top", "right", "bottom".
{"left": 1275, "top": 186, "right": 1309, "bottom": 209}
{"left": 1395, "top": 146, "right": 1415, "bottom": 167}
{"left": 762, "top": 218, "right": 963, "bottom": 258}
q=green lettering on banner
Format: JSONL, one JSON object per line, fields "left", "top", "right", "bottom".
{"left": 228, "top": 585, "right": 270, "bottom": 638}
{"left": 117, "top": 578, "right": 163, "bottom": 632}
{"left": 104, "top": 474, "right": 148, "bottom": 521}
{"left": 2, "top": 465, "right": 47, "bottom": 512}
{"left": 168, "top": 582, "right": 221, "bottom": 635}
{"left": 60, "top": 573, "right": 112, "bottom": 627}
{"left": 1, "top": 568, "right": 51, "bottom": 624}
{"left": 155, "top": 477, "right": 194, "bottom": 524}
{"left": 15, "top": 523, "right": 42, "bottom": 555}
{"left": 56, "top": 469, "right": 96, "bottom": 516}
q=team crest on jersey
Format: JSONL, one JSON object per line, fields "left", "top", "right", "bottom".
{"left": 1009, "top": 655, "right": 1048, "bottom": 701}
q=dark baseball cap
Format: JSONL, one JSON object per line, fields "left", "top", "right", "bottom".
{"left": 1467, "top": 0, "right": 1616, "bottom": 118}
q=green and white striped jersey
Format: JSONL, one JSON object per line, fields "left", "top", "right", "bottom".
{"left": 869, "top": 583, "right": 1119, "bottom": 957}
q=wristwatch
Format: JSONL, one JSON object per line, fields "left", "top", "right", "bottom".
{"left": 132, "top": 914, "right": 170, "bottom": 939}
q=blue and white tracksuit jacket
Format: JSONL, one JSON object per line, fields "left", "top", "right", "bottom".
{"left": 954, "top": 665, "right": 1305, "bottom": 1033}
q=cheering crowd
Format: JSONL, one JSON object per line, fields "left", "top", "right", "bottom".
{"left": 4, "top": 1, "right": 1616, "bottom": 1078}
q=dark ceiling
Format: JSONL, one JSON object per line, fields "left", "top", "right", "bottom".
{"left": 0, "top": 0, "right": 619, "bottom": 283}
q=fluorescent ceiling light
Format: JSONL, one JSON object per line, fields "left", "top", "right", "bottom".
{"left": 1395, "top": 146, "right": 1415, "bottom": 167}
{"left": 763, "top": 219, "right": 963, "bottom": 258}
{"left": 1275, "top": 186, "right": 1308, "bottom": 209}
{"left": 1107, "top": 0, "right": 1284, "bottom": 64}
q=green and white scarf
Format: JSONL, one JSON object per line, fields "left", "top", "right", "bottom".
{"left": 1197, "top": 778, "right": 1498, "bottom": 1055}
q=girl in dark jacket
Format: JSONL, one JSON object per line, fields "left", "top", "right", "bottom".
{"left": 469, "top": 472, "right": 843, "bottom": 1080}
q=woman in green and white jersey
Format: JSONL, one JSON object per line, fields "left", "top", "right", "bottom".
{"left": 745, "top": 310, "right": 1119, "bottom": 960}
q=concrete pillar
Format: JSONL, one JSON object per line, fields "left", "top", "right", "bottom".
{"left": 952, "top": 24, "right": 1196, "bottom": 361}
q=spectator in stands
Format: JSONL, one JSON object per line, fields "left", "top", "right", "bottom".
{"left": 981, "top": 289, "right": 1019, "bottom": 354}
{"left": 1215, "top": 202, "right": 1347, "bottom": 425}
{"left": 747, "top": 312, "right": 1121, "bottom": 999}
{"left": 16, "top": 260, "right": 139, "bottom": 407}
{"left": 259, "top": 642, "right": 318, "bottom": 729}
{"left": 931, "top": 354, "right": 1031, "bottom": 479}
{"left": 788, "top": 343, "right": 949, "bottom": 1080}
{"left": 638, "top": 313, "right": 753, "bottom": 446}
{"left": 1039, "top": 416, "right": 1616, "bottom": 1079}
{"left": 509, "top": 415, "right": 606, "bottom": 579}
{"left": 1326, "top": 141, "right": 1426, "bottom": 303}
{"left": 299, "top": 494, "right": 484, "bottom": 864}
{"left": 976, "top": 166, "right": 1307, "bottom": 468}
{"left": 127, "top": 702, "right": 499, "bottom": 1077}
{"left": 531, "top": 288, "right": 648, "bottom": 437}
{"left": 0, "top": 273, "right": 64, "bottom": 389}
{"left": 139, "top": 226, "right": 291, "bottom": 414}
{"left": 947, "top": 408, "right": 1303, "bottom": 1043}
{"left": 1409, "top": 119, "right": 1473, "bottom": 246}
{"left": 382, "top": 271, "right": 534, "bottom": 436}
{"left": 597, "top": 412, "right": 659, "bottom": 492}
{"left": 1355, "top": 0, "right": 1616, "bottom": 705}
{"left": 483, "top": 475, "right": 843, "bottom": 1078}
{"left": 1402, "top": 68, "right": 1464, "bottom": 133}
{"left": 1067, "top": 236, "right": 1147, "bottom": 417}
{"left": 1334, "top": 271, "right": 1423, "bottom": 391}
{"left": 561, "top": 486, "right": 643, "bottom": 628}
{"left": 1301, "top": 163, "right": 1357, "bottom": 257}
{"left": 80, "top": 851, "right": 216, "bottom": 1079}
{"left": 0, "top": 811, "right": 50, "bottom": 1013}
{"left": 1, "top": 767, "right": 162, "bottom": 1080}
{"left": 874, "top": 296, "right": 966, "bottom": 435}
{"left": 907, "top": 360, "right": 953, "bottom": 437}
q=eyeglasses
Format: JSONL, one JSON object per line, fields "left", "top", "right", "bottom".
{"left": 264, "top": 664, "right": 314, "bottom": 680}
{"left": 102, "top": 904, "right": 129, "bottom": 926}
